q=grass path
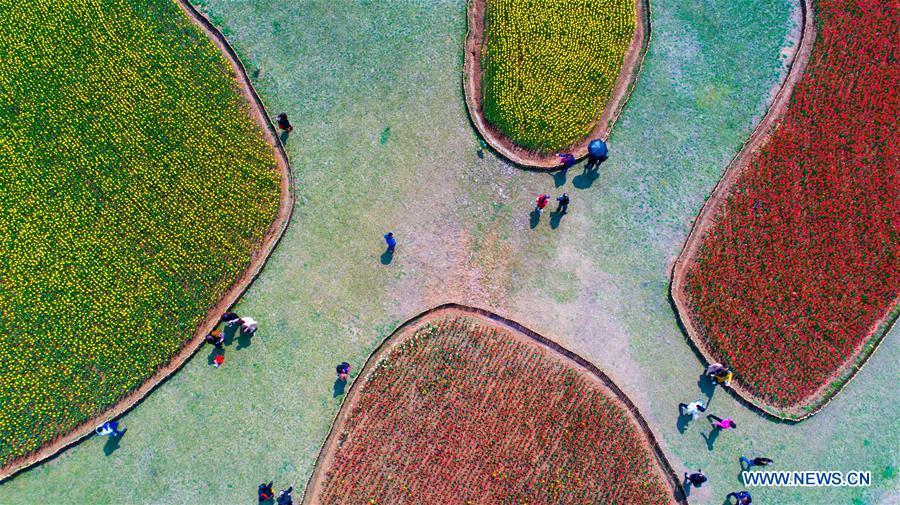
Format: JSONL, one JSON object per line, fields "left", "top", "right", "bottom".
{"left": 1, "top": 0, "right": 896, "bottom": 503}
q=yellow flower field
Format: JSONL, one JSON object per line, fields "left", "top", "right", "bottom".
{"left": 482, "top": 0, "right": 636, "bottom": 153}
{"left": 0, "top": 0, "right": 281, "bottom": 466}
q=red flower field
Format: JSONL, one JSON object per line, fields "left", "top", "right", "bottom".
{"left": 309, "top": 314, "right": 674, "bottom": 504}
{"left": 684, "top": 0, "right": 899, "bottom": 409}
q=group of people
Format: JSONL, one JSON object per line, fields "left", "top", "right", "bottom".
{"left": 678, "top": 363, "right": 773, "bottom": 503}
{"left": 535, "top": 192, "right": 569, "bottom": 215}
{"left": 258, "top": 482, "right": 293, "bottom": 504}
{"left": 204, "top": 312, "right": 258, "bottom": 368}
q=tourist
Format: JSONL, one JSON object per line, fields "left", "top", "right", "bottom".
{"left": 276, "top": 486, "right": 294, "bottom": 505}
{"left": 556, "top": 152, "right": 576, "bottom": 168}
{"left": 239, "top": 317, "right": 258, "bottom": 336}
{"left": 678, "top": 399, "right": 707, "bottom": 419}
{"left": 221, "top": 312, "right": 240, "bottom": 326}
{"left": 684, "top": 469, "right": 707, "bottom": 487}
{"left": 212, "top": 354, "right": 225, "bottom": 368}
{"left": 705, "top": 363, "right": 726, "bottom": 377}
{"left": 275, "top": 113, "right": 293, "bottom": 133}
{"left": 95, "top": 420, "right": 126, "bottom": 437}
{"left": 384, "top": 232, "right": 397, "bottom": 253}
{"left": 708, "top": 414, "right": 737, "bottom": 430}
{"left": 556, "top": 193, "right": 570, "bottom": 214}
{"left": 258, "top": 482, "right": 274, "bottom": 502}
{"left": 711, "top": 368, "right": 734, "bottom": 387}
{"left": 536, "top": 194, "right": 550, "bottom": 213}
{"left": 336, "top": 362, "right": 351, "bottom": 382}
{"left": 726, "top": 490, "right": 753, "bottom": 504}
{"left": 204, "top": 329, "right": 225, "bottom": 349}
{"left": 740, "top": 455, "right": 774, "bottom": 468}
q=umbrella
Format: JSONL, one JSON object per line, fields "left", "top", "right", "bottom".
{"left": 588, "top": 139, "right": 608, "bottom": 159}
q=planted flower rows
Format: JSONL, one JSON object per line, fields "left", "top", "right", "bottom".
{"left": 0, "top": 0, "right": 281, "bottom": 466}
{"left": 314, "top": 315, "right": 671, "bottom": 504}
{"left": 684, "top": 0, "right": 898, "bottom": 409}
{"left": 482, "top": 0, "right": 636, "bottom": 153}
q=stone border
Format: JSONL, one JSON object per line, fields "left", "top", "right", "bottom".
{"left": 670, "top": 0, "right": 899, "bottom": 420}
{"left": 463, "top": 0, "right": 651, "bottom": 169}
{"left": 302, "top": 304, "right": 687, "bottom": 504}
{"left": 0, "top": 0, "right": 295, "bottom": 482}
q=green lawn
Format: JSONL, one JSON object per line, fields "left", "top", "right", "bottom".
{"left": 1, "top": 0, "right": 897, "bottom": 503}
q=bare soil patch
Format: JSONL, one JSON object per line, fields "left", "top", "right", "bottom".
{"left": 302, "top": 304, "right": 686, "bottom": 504}
{"left": 0, "top": 0, "right": 294, "bottom": 481}
{"left": 463, "top": 0, "right": 651, "bottom": 169}
{"left": 670, "top": 0, "right": 896, "bottom": 420}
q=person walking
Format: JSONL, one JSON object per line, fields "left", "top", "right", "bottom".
{"left": 708, "top": 414, "right": 737, "bottom": 430}
{"left": 556, "top": 193, "right": 570, "bottom": 214}
{"left": 258, "top": 482, "right": 275, "bottom": 502}
{"left": 726, "top": 490, "right": 753, "bottom": 504}
{"left": 212, "top": 354, "right": 225, "bottom": 368}
{"left": 275, "top": 113, "right": 293, "bottom": 133}
{"left": 95, "top": 421, "right": 127, "bottom": 437}
{"left": 204, "top": 329, "right": 225, "bottom": 349}
{"left": 384, "top": 232, "right": 397, "bottom": 253}
{"left": 684, "top": 469, "right": 707, "bottom": 487}
{"left": 536, "top": 194, "right": 550, "bottom": 213}
{"left": 276, "top": 486, "right": 294, "bottom": 505}
{"left": 678, "top": 399, "right": 707, "bottom": 419}
{"left": 336, "top": 362, "right": 351, "bottom": 382}
{"left": 740, "top": 455, "right": 773, "bottom": 468}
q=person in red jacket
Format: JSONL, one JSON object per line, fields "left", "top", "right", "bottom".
{"left": 536, "top": 194, "right": 550, "bottom": 213}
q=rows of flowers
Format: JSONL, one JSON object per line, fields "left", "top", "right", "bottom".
{"left": 316, "top": 316, "right": 670, "bottom": 503}
{"left": 684, "top": 0, "right": 898, "bottom": 408}
{"left": 0, "top": 0, "right": 281, "bottom": 466}
{"left": 481, "top": 0, "right": 636, "bottom": 153}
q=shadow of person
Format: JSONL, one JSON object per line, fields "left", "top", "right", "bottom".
{"left": 572, "top": 166, "right": 600, "bottom": 189}
{"left": 223, "top": 323, "right": 239, "bottom": 346}
{"left": 683, "top": 480, "right": 693, "bottom": 497}
{"left": 207, "top": 347, "right": 223, "bottom": 366}
{"left": 677, "top": 408, "right": 691, "bottom": 434}
{"left": 103, "top": 434, "right": 122, "bottom": 456}
{"left": 381, "top": 249, "right": 394, "bottom": 265}
{"left": 529, "top": 208, "right": 541, "bottom": 229}
{"left": 698, "top": 373, "right": 716, "bottom": 402}
{"left": 235, "top": 330, "right": 254, "bottom": 350}
{"left": 279, "top": 130, "right": 289, "bottom": 144}
{"left": 701, "top": 429, "right": 720, "bottom": 451}
{"left": 333, "top": 379, "right": 347, "bottom": 398}
{"left": 552, "top": 168, "right": 568, "bottom": 187}
{"left": 550, "top": 211, "right": 563, "bottom": 229}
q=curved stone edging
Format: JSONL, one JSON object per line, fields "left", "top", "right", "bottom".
{"left": 462, "top": 0, "right": 652, "bottom": 169}
{"left": 0, "top": 0, "right": 296, "bottom": 482}
{"left": 670, "top": 0, "right": 898, "bottom": 421}
{"left": 301, "top": 304, "right": 687, "bottom": 504}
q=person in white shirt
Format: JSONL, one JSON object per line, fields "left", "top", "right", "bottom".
{"left": 679, "top": 399, "right": 707, "bottom": 419}
{"left": 239, "top": 317, "right": 258, "bottom": 336}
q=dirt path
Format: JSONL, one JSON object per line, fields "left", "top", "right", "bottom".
{"left": 0, "top": 0, "right": 295, "bottom": 482}
{"left": 669, "top": 0, "right": 896, "bottom": 420}
{"left": 463, "top": 0, "right": 651, "bottom": 169}
{"left": 302, "top": 304, "right": 687, "bottom": 505}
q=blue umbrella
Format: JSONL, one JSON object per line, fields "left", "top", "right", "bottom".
{"left": 588, "top": 139, "right": 608, "bottom": 159}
